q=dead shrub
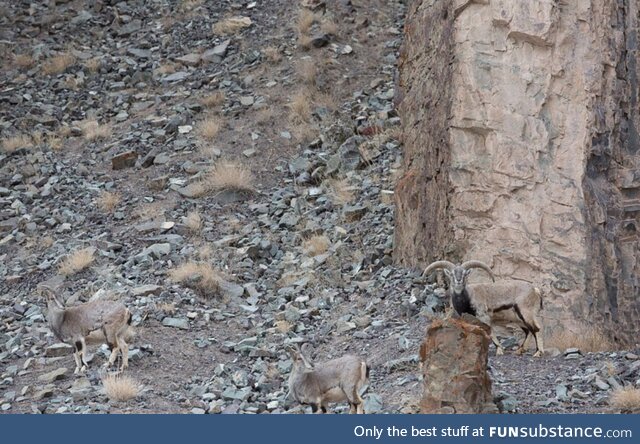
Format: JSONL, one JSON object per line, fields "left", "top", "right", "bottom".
{"left": 42, "top": 52, "right": 75, "bottom": 76}
{"left": 97, "top": 191, "right": 121, "bottom": 212}
{"left": 196, "top": 117, "right": 222, "bottom": 140}
{"left": 102, "top": 374, "right": 140, "bottom": 402}
{"left": 84, "top": 57, "right": 102, "bottom": 72}
{"left": 1, "top": 134, "right": 33, "bottom": 153}
{"left": 58, "top": 248, "right": 95, "bottom": 276}
{"left": 610, "top": 387, "right": 640, "bottom": 413}
{"left": 320, "top": 18, "right": 338, "bottom": 36}
{"left": 81, "top": 120, "right": 111, "bottom": 141}
{"left": 324, "top": 178, "right": 354, "bottom": 205}
{"left": 200, "top": 91, "right": 225, "bottom": 108}
{"left": 297, "top": 59, "right": 317, "bottom": 87}
{"left": 205, "top": 161, "right": 254, "bottom": 193}
{"left": 289, "top": 91, "right": 312, "bottom": 124}
{"left": 297, "top": 9, "right": 316, "bottom": 35}
{"left": 545, "top": 326, "right": 617, "bottom": 353}
{"left": 263, "top": 46, "right": 282, "bottom": 64}
{"left": 13, "top": 54, "right": 35, "bottom": 69}
{"left": 303, "top": 235, "right": 330, "bottom": 256}
{"left": 168, "top": 262, "right": 221, "bottom": 297}
{"left": 213, "top": 16, "right": 252, "bottom": 35}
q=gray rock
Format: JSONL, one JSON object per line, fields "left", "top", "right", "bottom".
{"left": 132, "top": 285, "right": 163, "bottom": 297}
{"left": 162, "top": 317, "right": 190, "bottom": 330}
{"left": 162, "top": 72, "right": 190, "bottom": 83}
{"left": 45, "top": 343, "right": 73, "bottom": 357}
{"left": 37, "top": 367, "right": 68, "bottom": 383}
{"left": 363, "top": 393, "right": 383, "bottom": 413}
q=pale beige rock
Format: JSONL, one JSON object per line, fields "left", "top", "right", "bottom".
{"left": 396, "top": 0, "right": 640, "bottom": 343}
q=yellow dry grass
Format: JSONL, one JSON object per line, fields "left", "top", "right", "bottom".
{"left": 1, "top": 134, "right": 33, "bottom": 153}
{"left": 213, "top": 16, "right": 252, "bottom": 35}
{"left": 47, "top": 135, "right": 63, "bottom": 151}
{"left": 298, "top": 34, "right": 314, "bottom": 51}
{"left": 274, "top": 320, "right": 292, "bottom": 333}
{"left": 297, "top": 59, "right": 317, "bottom": 87}
{"left": 81, "top": 120, "right": 111, "bottom": 141}
{"left": 297, "top": 9, "right": 316, "bottom": 35}
{"left": 58, "top": 248, "right": 95, "bottom": 276}
{"left": 84, "top": 57, "right": 102, "bottom": 72}
{"left": 168, "top": 262, "right": 221, "bottom": 297}
{"left": 545, "top": 327, "right": 617, "bottom": 353}
{"left": 184, "top": 210, "right": 203, "bottom": 233}
{"left": 320, "top": 18, "right": 338, "bottom": 36}
{"left": 196, "top": 117, "right": 222, "bottom": 140}
{"left": 42, "top": 52, "right": 75, "bottom": 76}
{"left": 609, "top": 387, "right": 640, "bottom": 413}
{"left": 97, "top": 191, "right": 121, "bottom": 212}
{"left": 324, "top": 178, "right": 354, "bottom": 205}
{"left": 200, "top": 91, "right": 225, "bottom": 108}
{"left": 157, "top": 302, "right": 176, "bottom": 315}
{"left": 13, "top": 53, "right": 35, "bottom": 69}
{"left": 197, "top": 243, "right": 213, "bottom": 261}
{"left": 102, "top": 374, "right": 139, "bottom": 402}
{"left": 205, "top": 161, "right": 254, "bottom": 193}
{"left": 289, "top": 91, "right": 312, "bottom": 124}
{"left": 263, "top": 46, "right": 282, "bottom": 64}
{"left": 303, "top": 235, "right": 330, "bottom": 256}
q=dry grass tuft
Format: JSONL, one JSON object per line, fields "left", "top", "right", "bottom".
{"left": 58, "top": 248, "right": 95, "bottom": 276}
{"left": 545, "top": 327, "right": 617, "bottom": 353}
{"left": 297, "top": 59, "right": 317, "bottom": 87}
{"left": 13, "top": 53, "right": 35, "bottom": 69}
{"left": 610, "top": 387, "right": 640, "bottom": 413}
{"left": 184, "top": 210, "right": 203, "bottom": 234}
{"left": 303, "top": 235, "right": 330, "bottom": 256}
{"left": 102, "top": 374, "right": 140, "bottom": 402}
{"left": 179, "top": 0, "right": 204, "bottom": 12}
{"left": 81, "top": 120, "right": 111, "bottom": 141}
{"left": 196, "top": 117, "right": 222, "bottom": 140}
{"left": 213, "top": 16, "right": 252, "bottom": 35}
{"left": 324, "top": 178, "right": 354, "bottom": 205}
{"left": 97, "top": 191, "right": 121, "bottom": 212}
{"left": 289, "top": 91, "right": 312, "bottom": 124}
{"left": 320, "top": 18, "right": 339, "bottom": 36}
{"left": 298, "top": 34, "right": 314, "bottom": 51}
{"left": 84, "top": 57, "right": 102, "bottom": 72}
{"left": 200, "top": 91, "right": 225, "bottom": 108}
{"left": 47, "top": 135, "right": 63, "bottom": 151}
{"left": 155, "top": 63, "right": 177, "bottom": 75}
{"left": 168, "top": 262, "right": 221, "bottom": 297}
{"left": 205, "top": 161, "right": 254, "bottom": 193}
{"left": 197, "top": 243, "right": 213, "bottom": 261}
{"left": 42, "top": 52, "right": 75, "bottom": 76}
{"left": 1, "top": 134, "right": 33, "bottom": 153}
{"left": 263, "top": 46, "right": 282, "bottom": 64}
{"left": 297, "top": 9, "right": 317, "bottom": 35}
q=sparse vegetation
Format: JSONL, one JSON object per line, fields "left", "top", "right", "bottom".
{"left": 201, "top": 91, "right": 225, "bottom": 108}
{"left": 102, "top": 374, "right": 140, "bottom": 402}
{"left": 609, "top": 387, "right": 640, "bottom": 413}
{"left": 303, "top": 235, "right": 330, "bottom": 256}
{"left": 213, "top": 16, "right": 252, "bottom": 35}
{"left": 546, "top": 327, "right": 617, "bottom": 353}
{"left": 289, "top": 91, "right": 312, "bottom": 124}
{"left": 97, "top": 191, "right": 121, "bottom": 212}
{"left": 297, "top": 9, "right": 316, "bottom": 35}
{"left": 81, "top": 120, "right": 110, "bottom": 141}
{"left": 84, "top": 57, "right": 102, "bottom": 72}
{"left": 263, "top": 46, "right": 282, "bottom": 64}
{"left": 168, "top": 262, "right": 222, "bottom": 297}
{"left": 324, "top": 178, "right": 354, "bottom": 205}
{"left": 13, "top": 53, "right": 35, "bottom": 69}
{"left": 196, "top": 116, "right": 222, "bottom": 140}
{"left": 42, "top": 52, "right": 75, "bottom": 76}
{"left": 320, "top": 18, "right": 338, "bottom": 36}
{"left": 1, "top": 134, "right": 33, "bottom": 153}
{"left": 297, "top": 59, "right": 318, "bottom": 87}
{"left": 205, "top": 161, "right": 255, "bottom": 193}
{"left": 58, "top": 248, "right": 95, "bottom": 276}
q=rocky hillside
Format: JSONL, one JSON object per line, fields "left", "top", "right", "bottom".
{"left": 0, "top": 0, "right": 638, "bottom": 415}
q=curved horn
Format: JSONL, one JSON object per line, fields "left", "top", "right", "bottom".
{"left": 461, "top": 260, "right": 495, "bottom": 282}
{"left": 422, "top": 260, "right": 456, "bottom": 277}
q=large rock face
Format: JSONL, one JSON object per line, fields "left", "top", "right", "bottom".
{"left": 419, "top": 316, "right": 496, "bottom": 413}
{"left": 395, "top": 0, "right": 640, "bottom": 344}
